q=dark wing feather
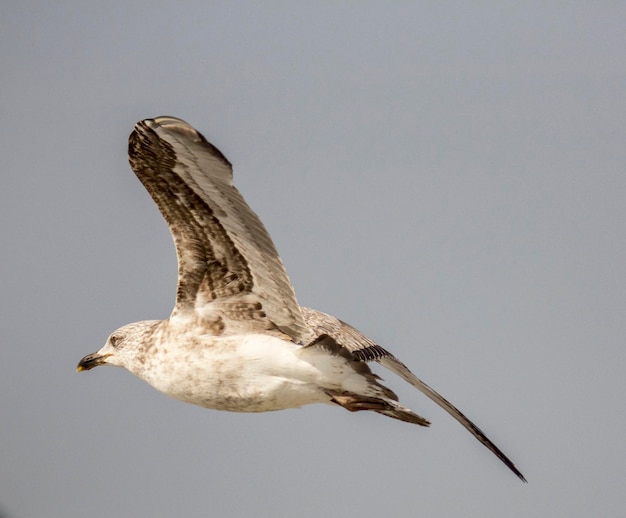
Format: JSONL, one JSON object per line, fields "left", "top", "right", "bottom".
{"left": 300, "top": 307, "right": 395, "bottom": 361}
{"left": 301, "top": 307, "right": 526, "bottom": 481}
{"left": 128, "top": 117, "right": 312, "bottom": 342}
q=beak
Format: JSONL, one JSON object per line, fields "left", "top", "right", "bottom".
{"left": 76, "top": 352, "right": 110, "bottom": 372}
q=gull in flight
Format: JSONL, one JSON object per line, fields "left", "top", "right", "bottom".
{"left": 77, "top": 116, "right": 525, "bottom": 481}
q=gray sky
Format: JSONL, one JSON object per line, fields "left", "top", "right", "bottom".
{"left": 2, "top": 2, "right": 625, "bottom": 517}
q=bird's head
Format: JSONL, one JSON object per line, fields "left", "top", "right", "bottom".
{"left": 77, "top": 320, "right": 162, "bottom": 372}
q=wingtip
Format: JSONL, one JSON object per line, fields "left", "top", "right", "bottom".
{"left": 142, "top": 116, "right": 204, "bottom": 142}
{"left": 377, "top": 357, "right": 527, "bottom": 481}
{"left": 133, "top": 116, "right": 232, "bottom": 168}
{"left": 513, "top": 467, "right": 528, "bottom": 483}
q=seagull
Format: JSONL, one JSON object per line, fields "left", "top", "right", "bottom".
{"left": 77, "top": 116, "right": 525, "bottom": 481}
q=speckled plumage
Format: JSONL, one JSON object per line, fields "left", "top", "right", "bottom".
{"left": 77, "top": 116, "right": 525, "bottom": 481}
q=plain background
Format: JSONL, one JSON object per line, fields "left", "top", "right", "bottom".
{"left": 2, "top": 2, "right": 625, "bottom": 517}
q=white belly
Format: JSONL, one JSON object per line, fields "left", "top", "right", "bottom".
{"left": 135, "top": 333, "right": 335, "bottom": 412}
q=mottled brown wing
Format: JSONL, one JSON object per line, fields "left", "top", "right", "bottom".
{"left": 128, "top": 116, "right": 312, "bottom": 342}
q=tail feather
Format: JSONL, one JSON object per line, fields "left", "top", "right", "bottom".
{"left": 379, "top": 357, "right": 527, "bottom": 482}
{"left": 326, "top": 390, "right": 431, "bottom": 427}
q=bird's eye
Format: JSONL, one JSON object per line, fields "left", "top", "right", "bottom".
{"left": 109, "top": 335, "right": 119, "bottom": 347}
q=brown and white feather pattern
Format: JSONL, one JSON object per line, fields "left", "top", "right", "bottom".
{"left": 128, "top": 117, "right": 312, "bottom": 342}
{"left": 79, "top": 116, "right": 525, "bottom": 483}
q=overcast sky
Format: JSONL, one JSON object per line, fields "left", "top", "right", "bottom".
{"left": 2, "top": 2, "right": 625, "bottom": 517}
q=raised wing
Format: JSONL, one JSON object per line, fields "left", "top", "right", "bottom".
{"left": 128, "top": 116, "right": 313, "bottom": 342}
{"left": 301, "top": 307, "right": 526, "bottom": 481}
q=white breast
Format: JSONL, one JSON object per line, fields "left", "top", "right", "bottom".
{"left": 134, "top": 333, "right": 335, "bottom": 412}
